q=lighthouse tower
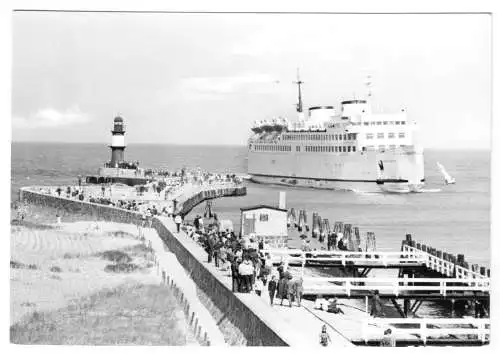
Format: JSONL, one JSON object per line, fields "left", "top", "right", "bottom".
{"left": 109, "top": 115, "right": 126, "bottom": 168}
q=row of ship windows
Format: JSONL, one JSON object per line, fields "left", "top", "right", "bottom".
{"left": 366, "top": 145, "right": 401, "bottom": 150}
{"left": 305, "top": 146, "right": 357, "bottom": 153}
{"left": 254, "top": 145, "right": 292, "bottom": 152}
{"left": 282, "top": 133, "right": 357, "bottom": 141}
{"left": 362, "top": 121, "right": 407, "bottom": 126}
{"left": 366, "top": 132, "right": 406, "bottom": 139}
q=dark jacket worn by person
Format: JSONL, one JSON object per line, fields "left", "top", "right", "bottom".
{"left": 268, "top": 280, "right": 277, "bottom": 297}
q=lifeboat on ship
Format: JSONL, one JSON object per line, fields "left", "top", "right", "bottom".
{"left": 270, "top": 118, "right": 281, "bottom": 132}
{"left": 251, "top": 120, "right": 263, "bottom": 134}
{"left": 260, "top": 120, "right": 272, "bottom": 132}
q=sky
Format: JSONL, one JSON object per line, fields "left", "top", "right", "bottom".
{"left": 11, "top": 11, "right": 491, "bottom": 149}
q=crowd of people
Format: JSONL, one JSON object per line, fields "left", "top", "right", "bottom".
{"left": 179, "top": 215, "right": 305, "bottom": 307}
{"left": 35, "top": 167, "right": 244, "bottom": 219}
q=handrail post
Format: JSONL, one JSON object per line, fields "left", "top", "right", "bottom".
{"left": 341, "top": 252, "right": 346, "bottom": 266}
{"left": 346, "top": 280, "right": 351, "bottom": 297}
{"left": 362, "top": 319, "right": 368, "bottom": 344}
{"left": 420, "top": 321, "right": 427, "bottom": 345}
{"left": 480, "top": 321, "right": 486, "bottom": 344}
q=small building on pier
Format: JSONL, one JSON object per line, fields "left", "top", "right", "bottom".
{"left": 240, "top": 205, "right": 288, "bottom": 248}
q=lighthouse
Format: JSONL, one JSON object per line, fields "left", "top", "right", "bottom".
{"left": 109, "top": 115, "right": 126, "bottom": 168}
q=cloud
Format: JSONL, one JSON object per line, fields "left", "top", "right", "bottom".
{"left": 12, "top": 107, "right": 90, "bottom": 129}
{"left": 180, "top": 73, "right": 279, "bottom": 98}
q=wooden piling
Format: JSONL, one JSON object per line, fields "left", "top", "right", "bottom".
{"left": 366, "top": 232, "right": 376, "bottom": 252}
{"left": 323, "top": 218, "right": 331, "bottom": 234}
{"left": 311, "top": 212, "right": 318, "bottom": 238}
{"left": 343, "top": 224, "right": 353, "bottom": 251}
{"left": 290, "top": 208, "right": 297, "bottom": 228}
{"left": 354, "top": 227, "right": 361, "bottom": 251}
{"left": 298, "top": 210, "right": 304, "bottom": 232}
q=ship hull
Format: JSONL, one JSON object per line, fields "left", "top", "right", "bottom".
{"left": 248, "top": 148, "right": 425, "bottom": 192}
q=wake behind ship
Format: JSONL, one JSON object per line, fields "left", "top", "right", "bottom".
{"left": 247, "top": 74, "right": 425, "bottom": 192}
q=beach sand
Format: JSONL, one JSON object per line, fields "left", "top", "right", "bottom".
{"left": 10, "top": 220, "right": 197, "bottom": 345}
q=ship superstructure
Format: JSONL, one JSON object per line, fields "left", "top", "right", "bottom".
{"left": 247, "top": 73, "right": 425, "bottom": 192}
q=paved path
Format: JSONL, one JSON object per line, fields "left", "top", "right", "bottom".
{"left": 157, "top": 216, "right": 354, "bottom": 347}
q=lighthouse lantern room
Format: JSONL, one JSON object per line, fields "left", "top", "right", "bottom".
{"left": 109, "top": 115, "right": 126, "bottom": 168}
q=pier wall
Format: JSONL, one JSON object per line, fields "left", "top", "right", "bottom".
{"left": 153, "top": 217, "right": 288, "bottom": 346}
{"left": 19, "top": 186, "right": 289, "bottom": 346}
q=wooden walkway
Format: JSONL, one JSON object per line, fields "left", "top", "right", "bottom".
{"left": 262, "top": 248, "right": 428, "bottom": 268}
{"left": 301, "top": 276, "right": 490, "bottom": 299}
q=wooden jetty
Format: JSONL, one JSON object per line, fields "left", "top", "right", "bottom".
{"left": 358, "top": 317, "right": 490, "bottom": 346}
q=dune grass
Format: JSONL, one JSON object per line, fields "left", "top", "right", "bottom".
{"left": 10, "top": 283, "right": 190, "bottom": 345}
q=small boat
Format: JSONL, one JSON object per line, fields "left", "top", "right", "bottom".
{"left": 436, "top": 162, "right": 456, "bottom": 185}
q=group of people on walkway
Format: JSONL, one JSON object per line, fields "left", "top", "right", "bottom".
{"left": 181, "top": 218, "right": 307, "bottom": 307}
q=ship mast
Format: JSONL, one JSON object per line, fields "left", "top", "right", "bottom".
{"left": 293, "top": 68, "right": 304, "bottom": 113}
{"left": 365, "top": 74, "right": 373, "bottom": 99}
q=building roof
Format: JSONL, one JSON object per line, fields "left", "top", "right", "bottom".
{"left": 240, "top": 205, "right": 287, "bottom": 213}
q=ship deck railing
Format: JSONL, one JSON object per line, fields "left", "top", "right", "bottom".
{"left": 301, "top": 276, "right": 490, "bottom": 298}
{"left": 360, "top": 317, "right": 490, "bottom": 345}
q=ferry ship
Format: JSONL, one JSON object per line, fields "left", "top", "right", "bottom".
{"left": 247, "top": 74, "right": 425, "bottom": 193}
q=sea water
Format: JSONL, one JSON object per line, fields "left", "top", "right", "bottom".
{"left": 11, "top": 142, "right": 490, "bottom": 266}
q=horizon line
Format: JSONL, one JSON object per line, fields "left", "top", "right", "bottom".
{"left": 10, "top": 140, "right": 492, "bottom": 151}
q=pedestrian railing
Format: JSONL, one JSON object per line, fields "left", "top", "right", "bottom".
{"left": 301, "top": 277, "right": 490, "bottom": 297}
{"left": 261, "top": 248, "right": 427, "bottom": 267}
{"left": 361, "top": 317, "right": 490, "bottom": 345}
{"left": 402, "top": 245, "right": 487, "bottom": 279}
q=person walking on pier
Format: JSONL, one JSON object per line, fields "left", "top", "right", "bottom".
{"left": 174, "top": 214, "right": 182, "bottom": 233}
{"left": 319, "top": 325, "right": 331, "bottom": 347}
{"left": 370, "top": 290, "right": 385, "bottom": 317}
{"left": 231, "top": 257, "right": 241, "bottom": 292}
{"left": 328, "top": 232, "right": 337, "bottom": 251}
{"left": 238, "top": 258, "right": 254, "bottom": 293}
{"left": 268, "top": 275, "right": 277, "bottom": 306}
{"left": 293, "top": 277, "right": 304, "bottom": 307}
{"left": 213, "top": 238, "right": 222, "bottom": 268}
{"left": 207, "top": 234, "right": 215, "bottom": 264}
{"left": 286, "top": 276, "right": 295, "bottom": 307}
{"left": 277, "top": 276, "right": 288, "bottom": 306}
{"left": 254, "top": 276, "right": 264, "bottom": 296}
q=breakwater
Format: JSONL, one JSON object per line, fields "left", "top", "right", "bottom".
{"left": 176, "top": 185, "right": 247, "bottom": 216}
{"left": 19, "top": 185, "right": 292, "bottom": 346}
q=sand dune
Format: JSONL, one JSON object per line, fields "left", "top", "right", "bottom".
{"left": 10, "top": 221, "right": 157, "bottom": 325}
